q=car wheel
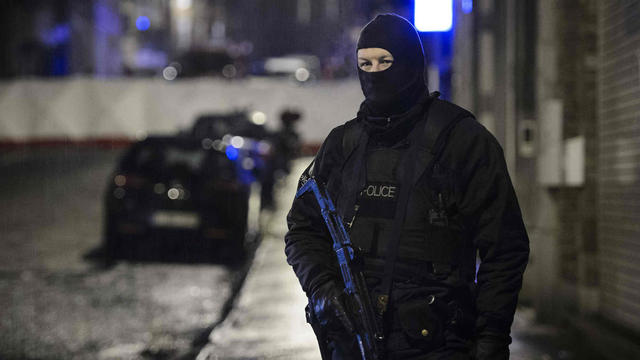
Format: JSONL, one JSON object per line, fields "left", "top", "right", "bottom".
{"left": 218, "top": 234, "right": 246, "bottom": 265}
{"left": 103, "top": 216, "right": 121, "bottom": 261}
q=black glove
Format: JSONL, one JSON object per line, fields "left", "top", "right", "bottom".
{"left": 473, "top": 333, "right": 510, "bottom": 360}
{"left": 310, "top": 281, "right": 355, "bottom": 334}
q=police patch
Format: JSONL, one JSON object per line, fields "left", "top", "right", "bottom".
{"left": 358, "top": 182, "right": 399, "bottom": 219}
{"left": 363, "top": 183, "right": 398, "bottom": 199}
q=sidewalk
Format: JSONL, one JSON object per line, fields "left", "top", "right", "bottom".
{"left": 196, "top": 160, "right": 321, "bottom": 360}
{"left": 196, "top": 159, "right": 598, "bottom": 360}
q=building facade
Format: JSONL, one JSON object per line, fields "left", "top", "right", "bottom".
{"left": 452, "top": 0, "right": 640, "bottom": 357}
{"left": 597, "top": 0, "right": 640, "bottom": 336}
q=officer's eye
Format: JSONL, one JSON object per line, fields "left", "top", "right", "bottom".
{"left": 381, "top": 59, "right": 393, "bottom": 64}
{"left": 359, "top": 61, "right": 372, "bottom": 69}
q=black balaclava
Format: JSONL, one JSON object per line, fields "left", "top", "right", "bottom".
{"left": 357, "top": 14, "right": 427, "bottom": 117}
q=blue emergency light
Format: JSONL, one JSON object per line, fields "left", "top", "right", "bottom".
{"left": 136, "top": 16, "right": 150, "bottom": 31}
{"left": 462, "top": 0, "right": 473, "bottom": 14}
{"left": 414, "top": 0, "right": 453, "bottom": 32}
{"left": 225, "top": 146, "right": 239, "bottom": 161}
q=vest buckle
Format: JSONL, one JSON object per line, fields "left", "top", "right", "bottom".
{"left": 376, "top": 294, "right": 389, "bottom": 315}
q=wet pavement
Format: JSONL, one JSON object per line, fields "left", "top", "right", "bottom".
{"left": 0, "top": 149, "right": 244, "bottom": 360}
{"left": 197, "top": 158, "right": 605, "bottom": 360}
{"left": 197, "top": 159, "right": 320, "bottom": 360}
{"left": 0, "top": 151, "right": 605, "bottom": 360}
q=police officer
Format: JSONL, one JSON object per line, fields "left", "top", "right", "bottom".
{"left": 261, "top": 109, "right": 302, "bottom": 209}
{"left": 285, "top": 14, "right": 529, "bottom": 360}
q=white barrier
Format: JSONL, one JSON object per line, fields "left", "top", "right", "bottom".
{"left": 0, "top": 77, "right": 363, "bottom": 144}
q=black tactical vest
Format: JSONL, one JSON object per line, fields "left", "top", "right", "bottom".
{"left": 332, "top": 97, "right": 477, "bottom": 287}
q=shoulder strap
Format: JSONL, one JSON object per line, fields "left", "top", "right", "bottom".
{"left": 424, "top": 97, "right": 473, "bottom": 154}
{"left": 337, "top": 120, "right": 368, "bottom": 222}
{"left": 303, "top": 120, "right": 362, "bottom": 185}
{"left": 411, "top": 97, "right": 473, "bottom": 184}
{"left": 342, "top": 118, "right": 364, "bottom": 160}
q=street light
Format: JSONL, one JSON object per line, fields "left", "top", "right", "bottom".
{"left": 175, "top": 0, "right": 192, "bottom": 11}
{"left": 414, "top": 0, "right": 453, "bottom": 32}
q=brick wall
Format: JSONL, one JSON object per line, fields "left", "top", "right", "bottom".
{"left": 597, "top": 0, "right": 640, "bottom": 332}
{"left": 555, "top": 0, "right": 598, "bottom": 299}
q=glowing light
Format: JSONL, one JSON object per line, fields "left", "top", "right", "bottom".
{"left": 225, "top": 146, "right": 239, "bottom": 161}
{"left": 136, "top": 16, "right": 151, "bottom": 31}
{"left": 222, "top": 64, "right": 237, "bottom": 78}
{"left": 41, "top": 24, "right": 71, "bottom": 46}
{"left": 201, "top": 138, "right": 213, "bottom": 150}
{"left": 167, "top": 188, "right": 180, "bottom": 200}
{"left": 176, "top": 0, "right": 192, "bottom": 10}
{"left": 414, "top": 0, "right": 453, "bottom": 32}
{"left": 251, "top": 111, "right": 266, "bottom": 125}
{"left": 462, "top": 0, "right": 473, "bottom": 14}
{"left": 114, "top": 174, "right": 126, "bottom": 186}
{"left": 230, "top": 136, "right": 245, "bottom": 149}
{"left": 163, "top": 65, "right": 178, "bottom": 80}
{"left": 153, "top": 183, "right": 166, "bottom": 194}
{"left": 242, "top": 157, "right": 255, "bottom": 170}
{"left": 257, "top": 141, "right": 272, "bottom": 155}
{"left": 113, "top": 187, "right": 125, "bottom": 199}
{"left": 295, "top": 67, "right": 310, "bottom": 82}
{"left": 212, "top": 139, "right": 224, "bottom": 151}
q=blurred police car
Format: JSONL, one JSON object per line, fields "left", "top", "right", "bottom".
{"left": 189, "top": 111, "right": 276, "bottom": 206}
{"left": 190, "top": 111, "right": 270, "bottom": 141}
{"left": 103, "top": 135, "right": 253, "bottom": 263}
{"left": 162, "top": 49, "right": 244, "bottom": 80}
{"left": 251, "top": 54, "right": 320, "bottom": 83}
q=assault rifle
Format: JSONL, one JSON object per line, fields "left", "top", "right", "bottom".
{"left": 296, "top": 177, "right": 383, "bottom": 360}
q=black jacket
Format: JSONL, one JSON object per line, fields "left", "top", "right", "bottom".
{"left": 285, "top": 103, "right": 529, "bottom": 344}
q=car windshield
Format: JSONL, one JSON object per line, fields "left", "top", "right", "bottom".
{"left": 191, "top": 113, "right": 268, "bottom": 140}
{"left": 122, "top": 142, "right": 206, "bottom": 178}
{"left": 164, "top": 147, "right": 205, "bottom": 170}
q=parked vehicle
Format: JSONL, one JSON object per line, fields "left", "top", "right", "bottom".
{"left": 189, "top": 111, "right": 274, "bottom": 204}
{"left": 103, "top": 136, "right": 251, "bottom": 263}
{"left": 251, "top": 54, "right": 320, "bottom": 82}
{"left": 191, "top": 112, "right": 267, "bottom": 138}
{"left": 163, "top": 49, "right": 244, "bottom": 80}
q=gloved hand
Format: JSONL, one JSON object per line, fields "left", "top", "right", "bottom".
{"left": 473, "top": 333, "right": 511, "bottom": 360}
{"left": 310, "top": 281, "right": 355, "bottom": 334}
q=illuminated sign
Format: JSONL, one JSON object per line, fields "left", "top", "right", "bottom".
{"left": 414, "top": 0, "right": 453, "bottom": 32}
